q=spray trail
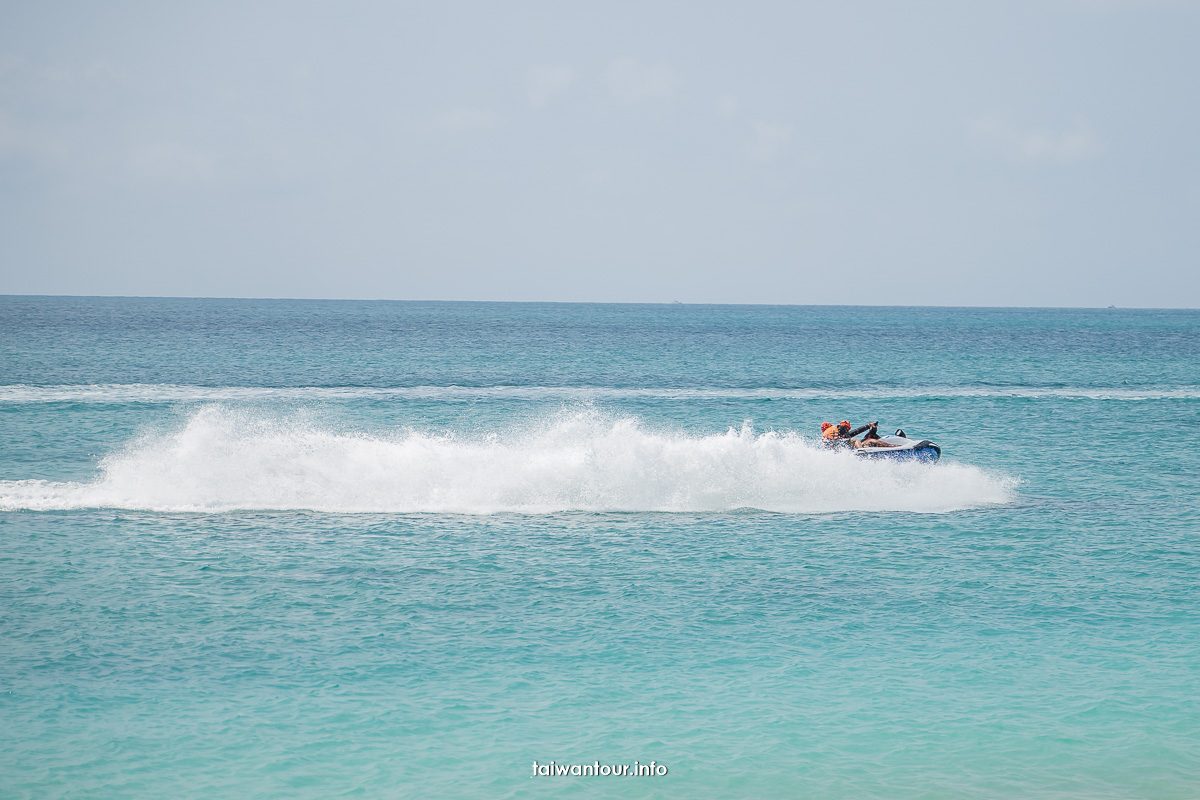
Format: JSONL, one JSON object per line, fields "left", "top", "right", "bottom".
{"left": 0, "top": 406, "right": 1014, "bottom": 514}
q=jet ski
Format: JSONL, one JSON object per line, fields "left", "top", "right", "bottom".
{"left": 853, "top": 429, "right": 941, "bottom": 463}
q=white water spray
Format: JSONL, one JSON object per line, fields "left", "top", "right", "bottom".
{"left": 0, "top": 406, "right": 1014, "bottom": 514}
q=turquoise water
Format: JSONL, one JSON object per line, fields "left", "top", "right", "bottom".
{"left": 2, "top": 297, "right": 1198, "bottom": 798}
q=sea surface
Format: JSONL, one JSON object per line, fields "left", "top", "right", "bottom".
{"left": 1, "top": 296, "right": 1198, "bottom": 799}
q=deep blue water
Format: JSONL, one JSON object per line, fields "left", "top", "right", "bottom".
{"left": 2, "top": 296, "right": 1198, "bottom": 798}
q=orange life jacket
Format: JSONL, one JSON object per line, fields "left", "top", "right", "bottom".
{"left": 822, "top": 421, "right": 851, "bottom": 440}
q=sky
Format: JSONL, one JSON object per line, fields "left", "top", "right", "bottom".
{"left": 1, "top": 0, "right": 1198, "bottom": 307}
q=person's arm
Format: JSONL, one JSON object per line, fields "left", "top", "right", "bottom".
{"left": 847, "top": 424, "right": 872, "bottom": 438}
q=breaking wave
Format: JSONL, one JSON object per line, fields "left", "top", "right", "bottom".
{"left": 0, "top": 407, "right": 1014, "bottom": 514}
{"left": 0, "top": 383, "right": 1196, "bottom": 404}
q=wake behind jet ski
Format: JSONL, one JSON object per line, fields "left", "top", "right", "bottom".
{"left": 819, "top": 420, "right": 941, "bottom": 463}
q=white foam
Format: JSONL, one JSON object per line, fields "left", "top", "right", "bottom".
{"left": 0, "top": 383, "right": 1193, "bottom": 404}
{"left": 0, "top": 407, "right": 1014, "bottom": 514}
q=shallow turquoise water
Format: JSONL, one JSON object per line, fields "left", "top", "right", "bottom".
{"left": 2, "top": 298, "right": 1198, "bottom": 798}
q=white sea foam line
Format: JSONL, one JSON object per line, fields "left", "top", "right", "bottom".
{"left": 0, "top": 384, "right": 1197, "bottom": 404}
{"left": 0, "top": 406, "right": 1016, "bottom": 515}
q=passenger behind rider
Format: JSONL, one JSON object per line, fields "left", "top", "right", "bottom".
{"left": 819, "top": 420, "right": 897, "bottom": 448}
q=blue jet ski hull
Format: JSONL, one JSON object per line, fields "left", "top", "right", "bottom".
{"left": 852, "top": 434, "right": 941, "bottom": 463}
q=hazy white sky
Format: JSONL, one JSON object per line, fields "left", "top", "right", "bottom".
{"left": 1, "top": 0, "right": 1197, "bottom": 306}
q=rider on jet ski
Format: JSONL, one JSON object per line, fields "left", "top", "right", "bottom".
{"left": 820, "top": 420, "right": 897, "bottom": 449}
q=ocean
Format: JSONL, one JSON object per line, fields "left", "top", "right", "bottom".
{"left": 2, "top": 296, "right": 1198, "bottom": 798}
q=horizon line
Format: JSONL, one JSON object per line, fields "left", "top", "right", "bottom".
{"left": 1, "top": 293, "right": 1193, "bottom": 312}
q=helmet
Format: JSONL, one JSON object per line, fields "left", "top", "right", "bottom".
{"left": 820, "top": 422, "right": 832, "bottom": 431}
